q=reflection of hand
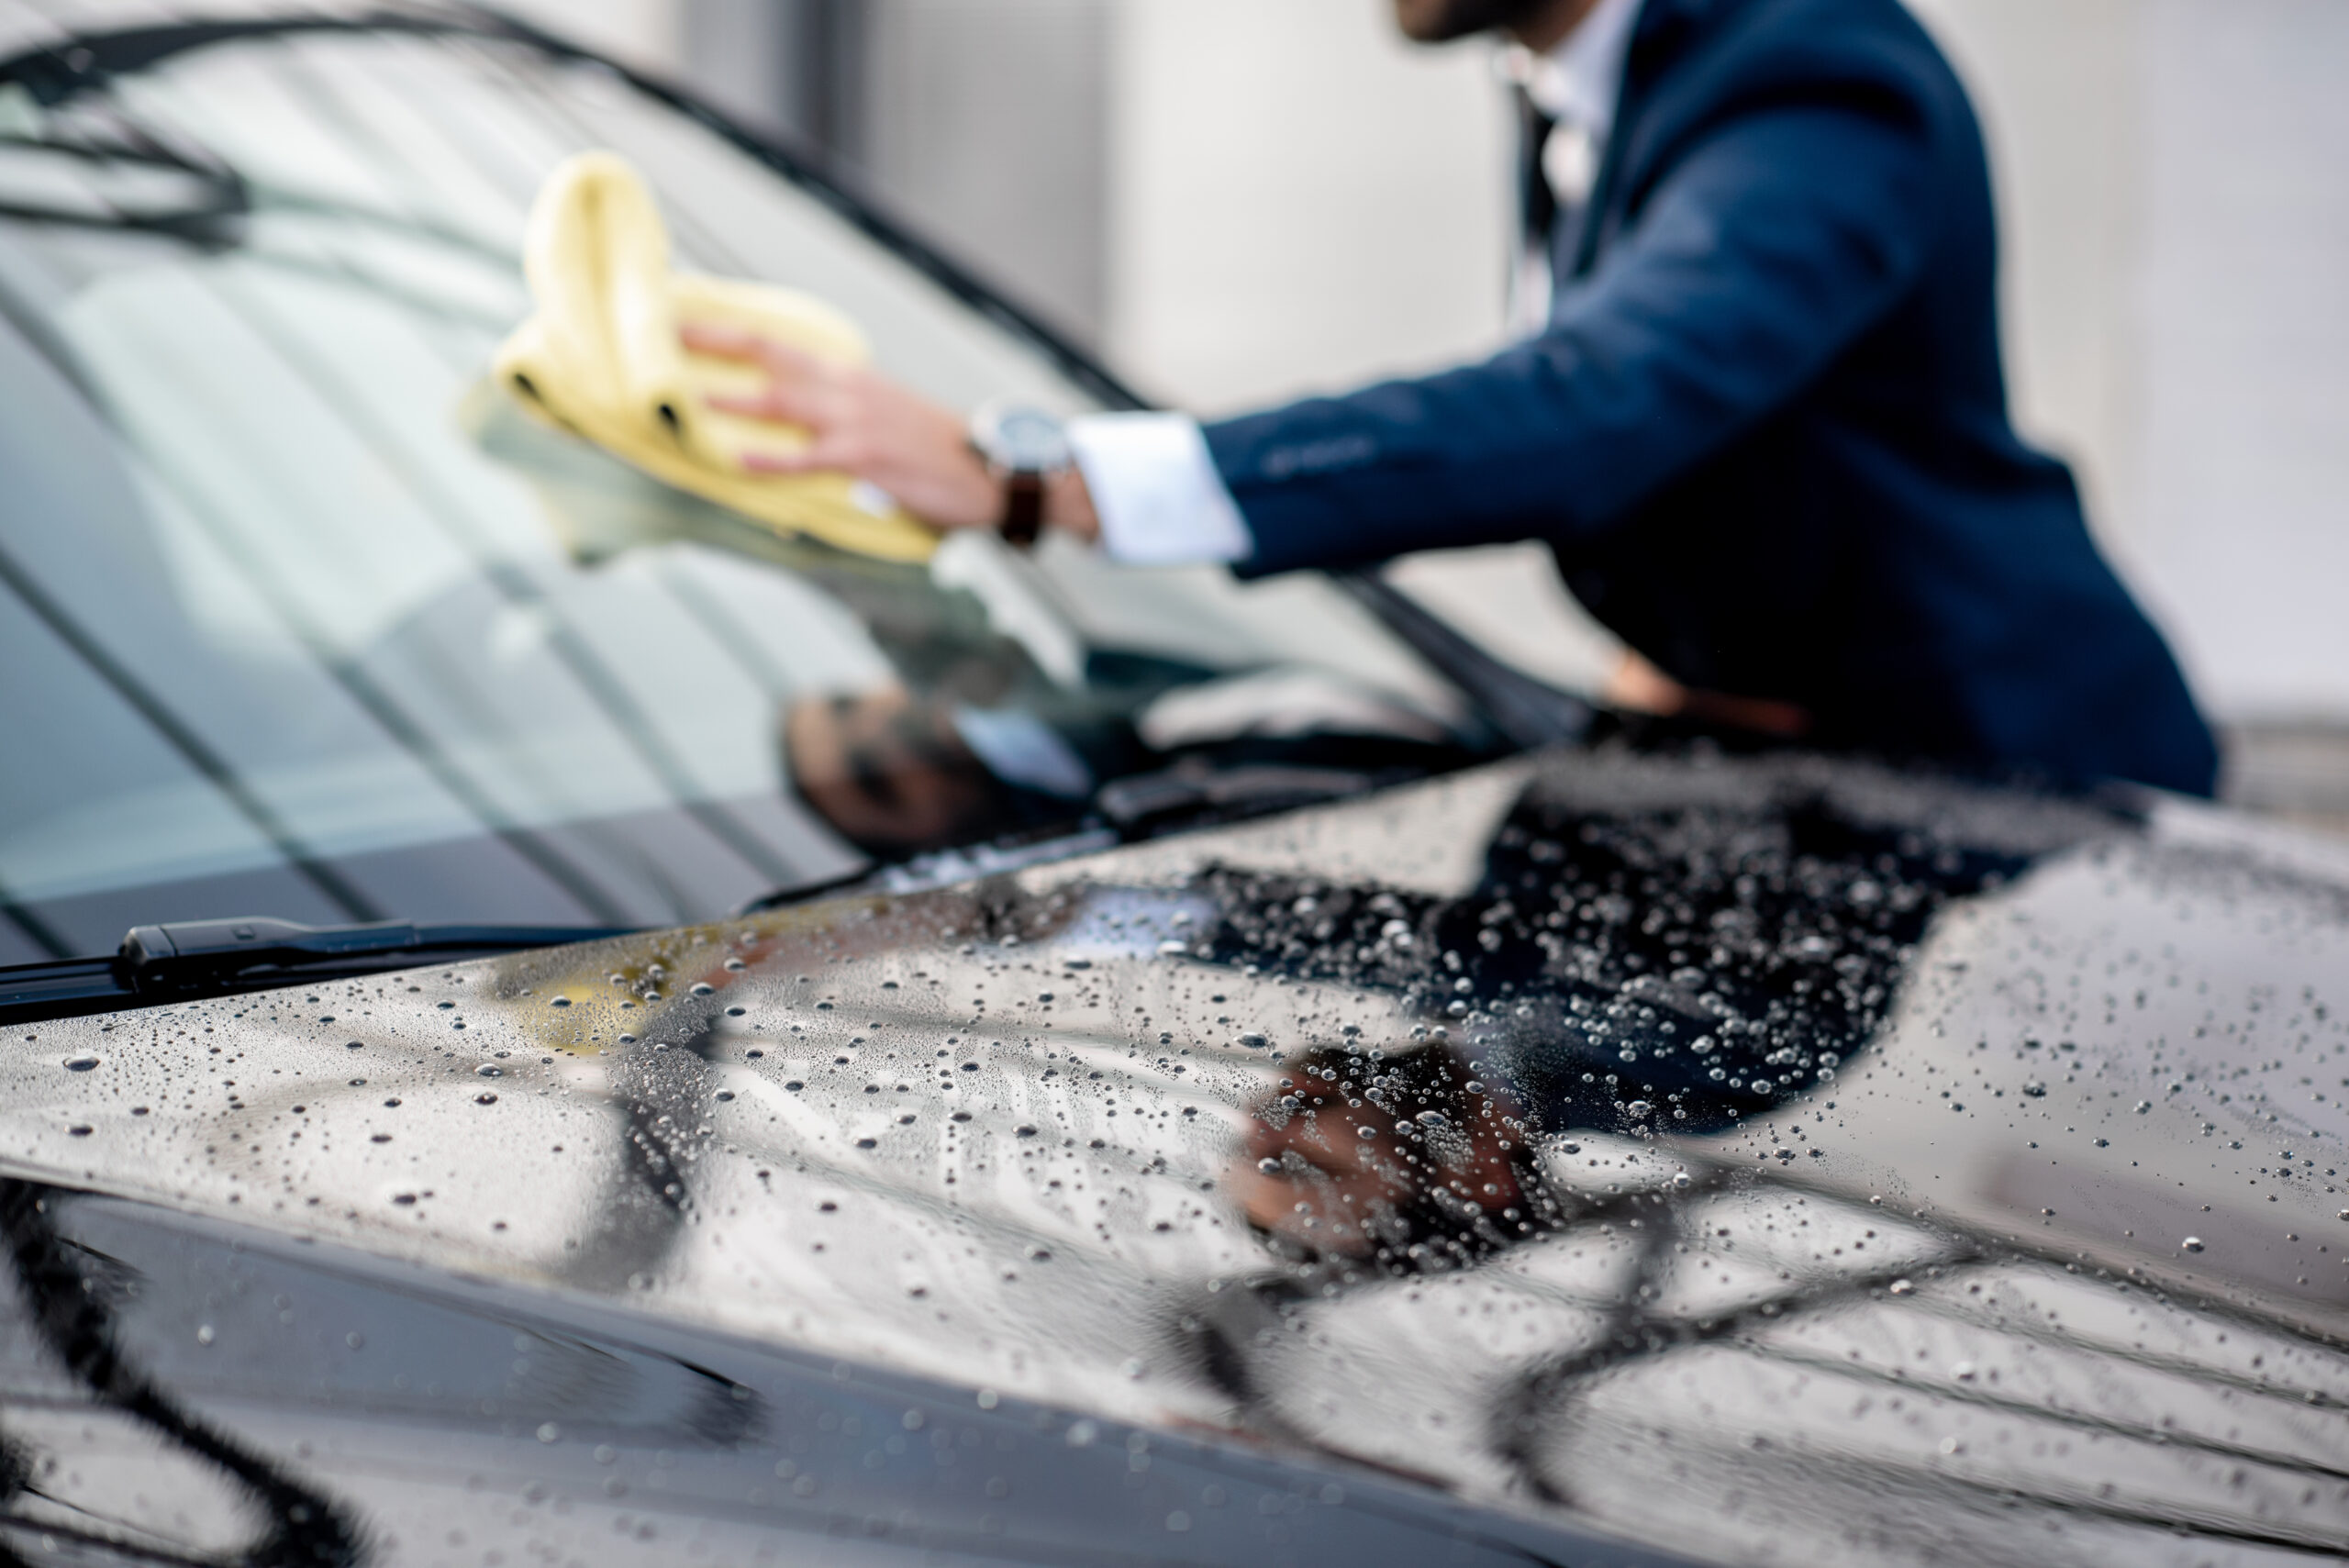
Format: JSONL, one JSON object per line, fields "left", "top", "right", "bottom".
{"left": 1229, "top": 1045, "right": 1526, "bottom": 1262}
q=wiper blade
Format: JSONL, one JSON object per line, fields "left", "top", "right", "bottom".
{"left": 1094, "top": 761, "right": 1389, "bottom": 830}
{"left": 0, "top": 917, "right": 636, "bottom": 1023}
{"left": 1331, "top": 570, "right": 1592, "bottom": 751}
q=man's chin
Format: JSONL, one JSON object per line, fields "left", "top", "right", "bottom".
{"left": 1391, "top": 0, "right": 1549, "bottom": 43}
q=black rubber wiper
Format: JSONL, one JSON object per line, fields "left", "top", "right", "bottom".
{"left": 0, "top": 917, "right": 636, "bottom": 1024}
{"left": 1331, "top": 570, "right": 1593, "bottom": 751}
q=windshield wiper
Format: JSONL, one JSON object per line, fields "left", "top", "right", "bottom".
{"left": 0, "top": 917, "right": 637, "bottom": 1023}
{"left": 1330, "top": 570, "right": 1593, "bottom": 751}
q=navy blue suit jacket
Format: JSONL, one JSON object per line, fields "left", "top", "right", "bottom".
{"left": 1204, "top": 0, "right": 2218, "bottom": 796}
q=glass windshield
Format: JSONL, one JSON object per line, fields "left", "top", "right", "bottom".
{"left": 0, "top": 20, "right": 1479, "bottom": 961}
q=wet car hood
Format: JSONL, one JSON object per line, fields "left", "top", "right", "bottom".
{"left": 6, "top": 744, "right": 2349, "bottom": 1566}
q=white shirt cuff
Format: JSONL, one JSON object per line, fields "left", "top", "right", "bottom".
{"left": 1065, "top": 412, "right": 1252, "bottom": 566}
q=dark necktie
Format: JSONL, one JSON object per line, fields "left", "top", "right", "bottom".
{"left": 1516, "top": 86, "right": 1559, "bottom": 259}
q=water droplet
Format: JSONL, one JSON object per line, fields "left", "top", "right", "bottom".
{"left": 62, "top": 1057, "right": 97, "bottom": 1073}
{"left": 1065, "top": 1419, "right": 1097, "bottom": 1448}
{"left": 2182, "top": 1236, "right": 2206, "bottom": 1252}
{"left": 1952, "top": 1361, "right": 1977, "bottom": 1381}
{"left": 346, "top": 1332, "right": 364, "bottom": 1350}
{"left": 594, "top": 1445, "right": 618, "bottom": 1464}
{"left": 537, "top": 1422, "right": 562, "bottom": 1443}
{"left": 1887, "top": 1278, "right": 1915, "bottom": 1296}
{"left": 1355, "top": 1125, "right": 1377, "bottom": 1140}
{"left": 549, "top": 997, "right": 571, "bottom": 1008}
{"left": 195, "top": 1324, "right": 215, "bottom": 1345}
{"left": 475, "top": 1093, "right": 498, "bottom": 1105}
{"left": 475, "top": 1064, "right": 502, "bottom": 1077}
{"left": 1626, "top": 1100, "right": 1652, "bottom": 1118}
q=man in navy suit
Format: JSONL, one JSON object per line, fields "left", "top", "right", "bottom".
{"left": 696, "top": 0, "right": 2221, "bottom": 797}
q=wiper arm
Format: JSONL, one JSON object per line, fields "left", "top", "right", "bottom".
{"left": 0, "top": 917, "right": 637, "bottom": 1023}
{"left": 1331, "top": 570, "right": 1592, "bottom": 751}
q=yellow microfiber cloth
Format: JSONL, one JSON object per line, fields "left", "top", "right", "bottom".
{"left": 493, "top": 150, "right": 939, "bottom": 564}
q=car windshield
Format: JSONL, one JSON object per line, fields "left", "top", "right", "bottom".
{"left": 0, "top": 17, "right": 1478, "bottom": 962}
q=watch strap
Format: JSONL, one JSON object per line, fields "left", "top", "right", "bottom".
{"left": 998, "top": 470, "right": 1045, "bottom": 549}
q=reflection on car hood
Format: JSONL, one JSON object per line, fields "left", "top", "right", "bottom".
{"left": 6, "top": 744, "right": 2349, "bottom": 1565}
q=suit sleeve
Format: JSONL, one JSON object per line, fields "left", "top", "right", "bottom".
{"left": 1204, "top": 103, "right": 1939, "bottom": 577}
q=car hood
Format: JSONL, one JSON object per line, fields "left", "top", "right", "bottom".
{"left": 7, "top": 743, "right": 2349, "bottom": 1565}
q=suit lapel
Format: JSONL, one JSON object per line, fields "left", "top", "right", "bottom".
{"left": 1564, "top": 0, "right": 1716, "bottom": 280}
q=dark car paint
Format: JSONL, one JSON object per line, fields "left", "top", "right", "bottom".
{"left": 6, "top": 742, "right": 2348, "bottom": 1565}
{"left": 0, "top": 1183, "right": 1675, "bottom": 1568}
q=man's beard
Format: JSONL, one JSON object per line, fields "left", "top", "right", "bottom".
{"left": 1391, "top": 0, "right": 1564, "bottom": 43}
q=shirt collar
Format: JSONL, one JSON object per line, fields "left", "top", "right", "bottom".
{"left": 1514, "top": 0, "right": 1646, "bottom": 139}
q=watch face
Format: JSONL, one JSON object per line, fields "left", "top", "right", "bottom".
{"left": 975, "top": 404, "right": 1070, "bottom": 473}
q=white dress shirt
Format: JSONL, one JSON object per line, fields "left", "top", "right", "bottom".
{"left": 1068, "top": 0, "right": 1646, "bottom": 569}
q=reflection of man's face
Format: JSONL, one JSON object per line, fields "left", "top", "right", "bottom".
{"left": 785, "top": 686, "right": 996, "bottom": 853}
{"left": 1390, "top": 0, "right": 1571, "bottom": 44}
{"left": 1230, "top": 1045, "right": 1526, "bottom": 1262}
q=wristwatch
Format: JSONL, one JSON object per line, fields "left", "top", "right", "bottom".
{"left": 968, "top": 402, "right": 1072, "bottom": 548}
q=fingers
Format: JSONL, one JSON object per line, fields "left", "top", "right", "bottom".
{"left": 740, "top": 447, "right": 846, "bottom": 477}
{"left": 681, "top": 322, "right": 829, "bottom": 383}
{"left": 686, "top": 324, "right": 855, "bottom": 442}
{"left": 707, "top": 382, "right": 829, "bottom": 428}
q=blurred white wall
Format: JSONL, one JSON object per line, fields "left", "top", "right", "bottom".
{"left": 1104, "top": 0, "right": 1512, "bottom": 413}
{"left": 1909, "top": 0, "right": 2349, "bottom": 725}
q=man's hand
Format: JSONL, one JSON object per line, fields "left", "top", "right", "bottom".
{"left": 681, "top": 324, "right": 1101, "bottom": 541}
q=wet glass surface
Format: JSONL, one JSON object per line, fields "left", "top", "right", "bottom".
{"left": 0, "top": 17, "right": 1472, "bottom": 954}
{"left": 6, "top": 743, "right": 2349, "bottom": 1565}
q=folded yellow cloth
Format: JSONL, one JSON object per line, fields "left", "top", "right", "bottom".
{"left": 493, "top": 151, "right": 938, "bottom": 563}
